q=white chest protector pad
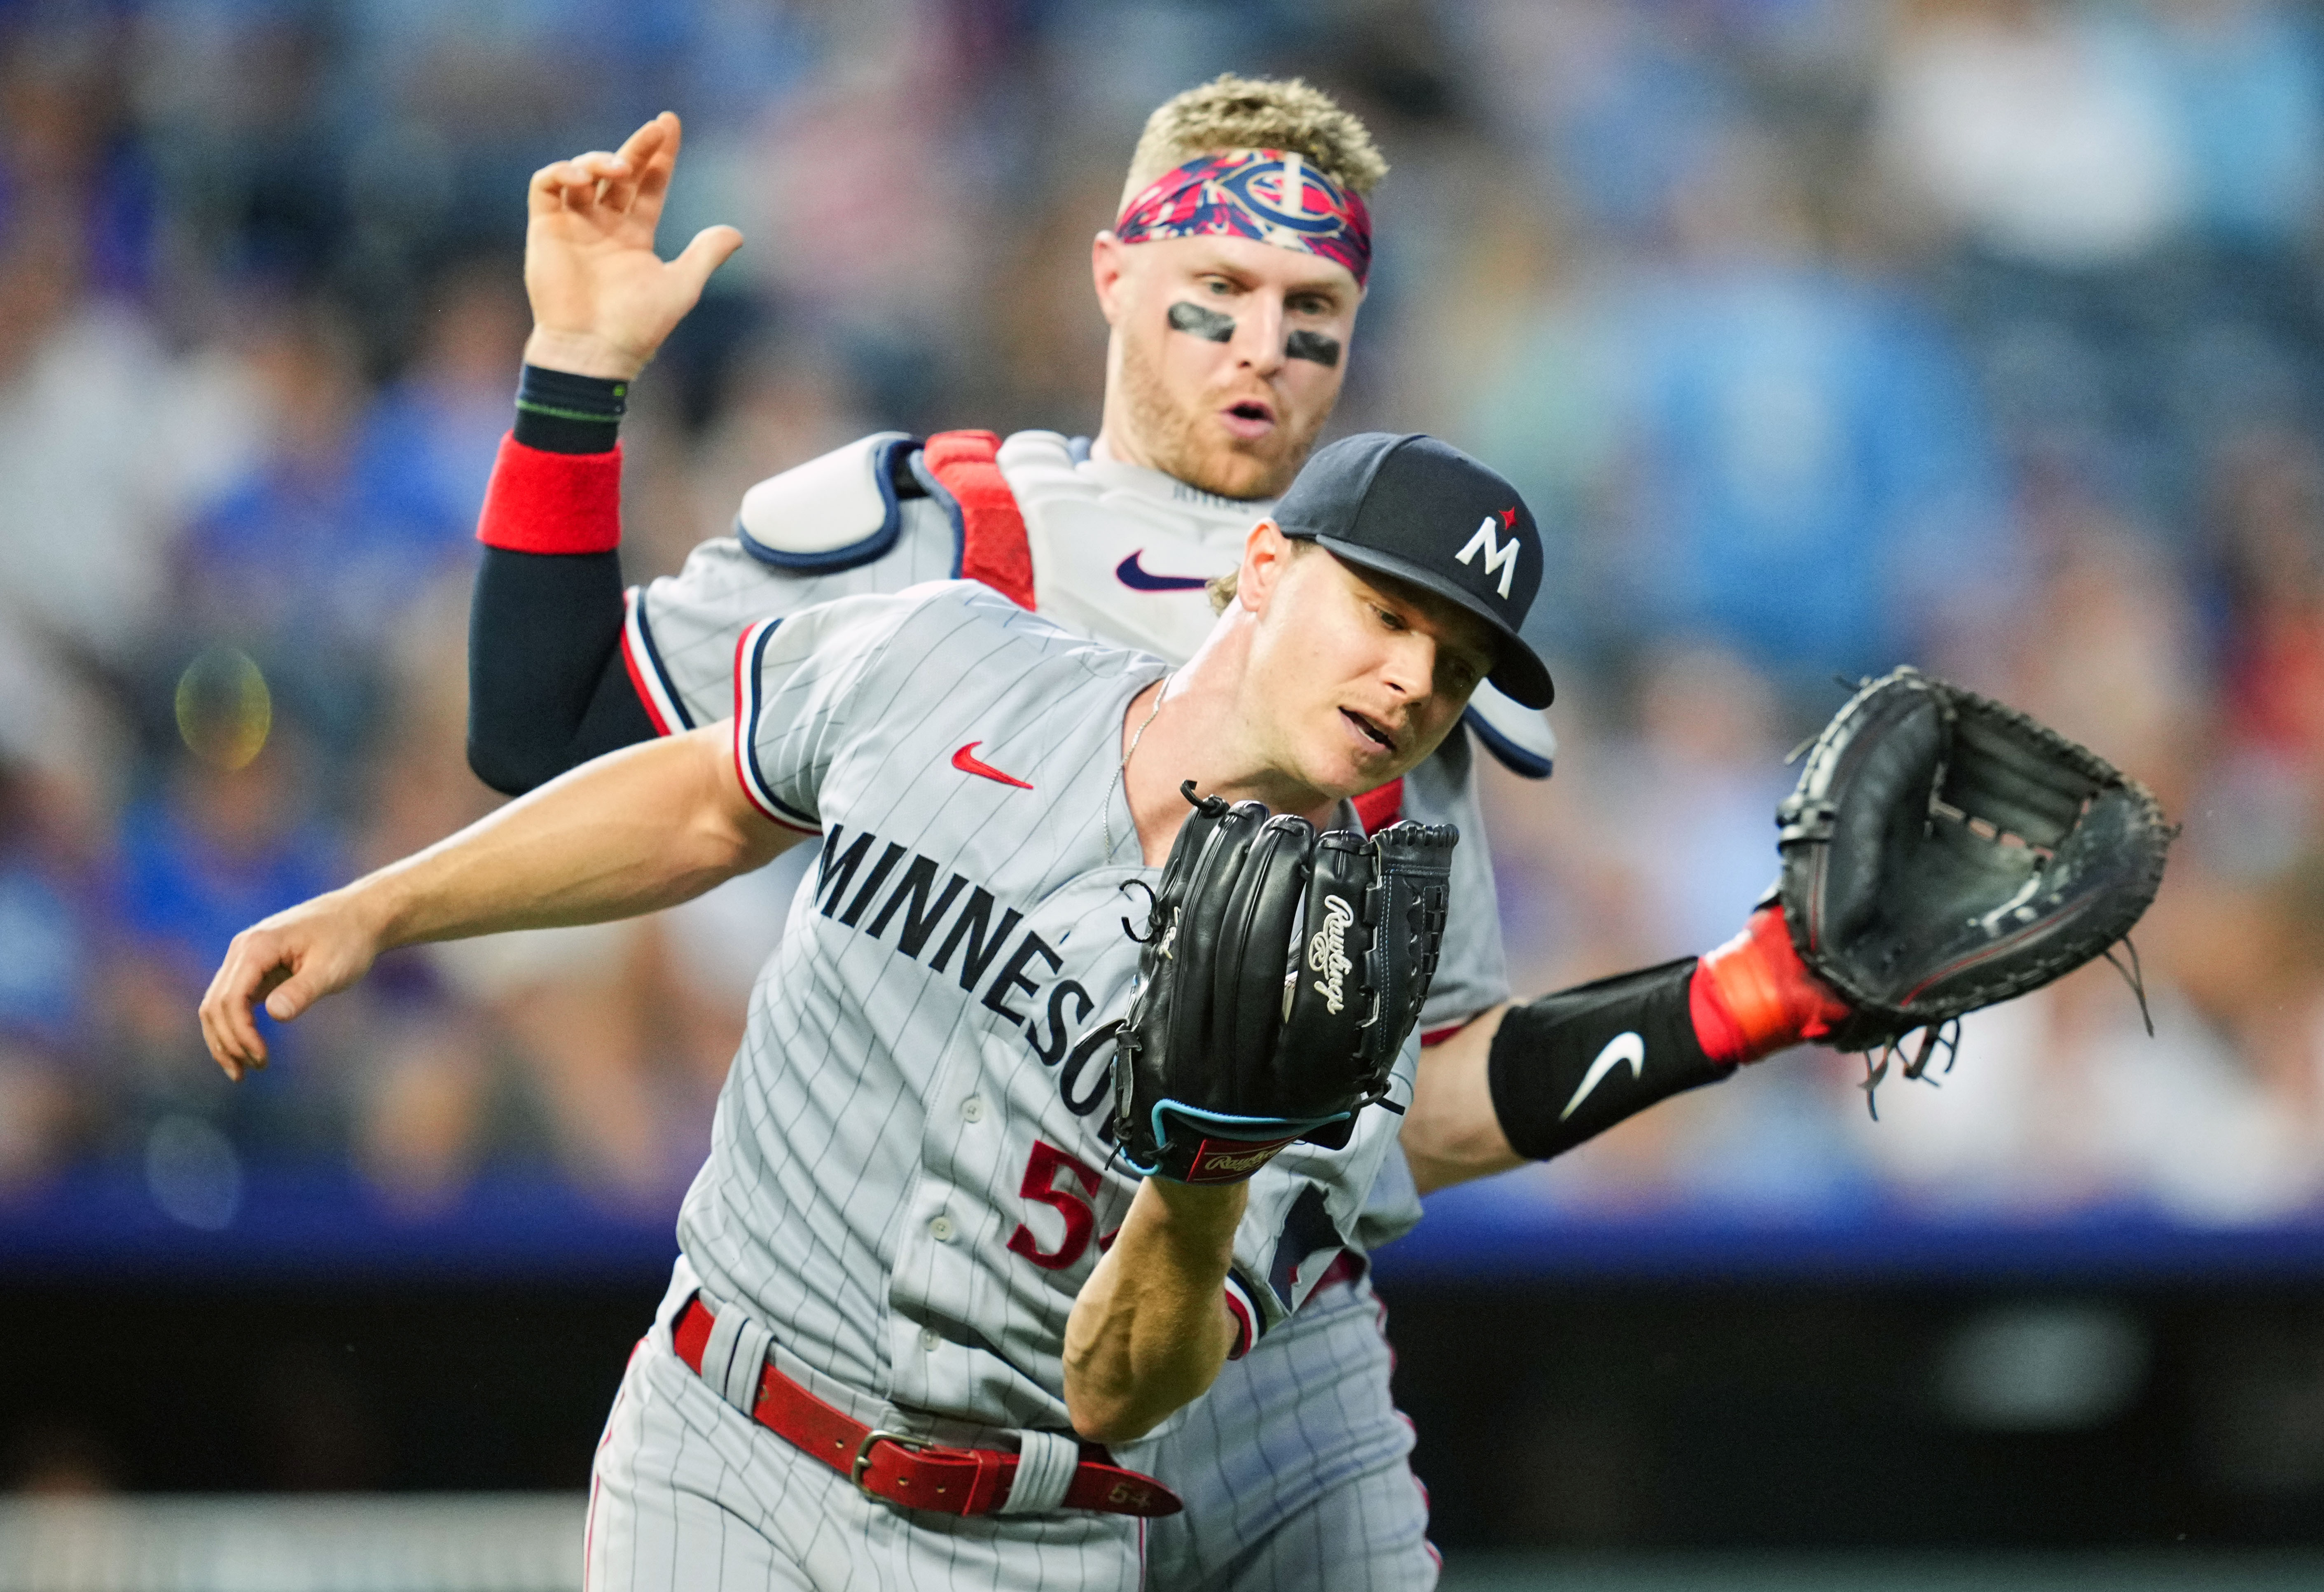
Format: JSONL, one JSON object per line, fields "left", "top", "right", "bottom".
{"left": 734, "top": 430, "right": 917, "bottom": 570}
{"left": 998, "top": 429, "right": 1265, "bottom": 666}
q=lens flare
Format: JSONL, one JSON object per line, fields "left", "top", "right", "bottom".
{"left": 174, "top": 648, "right": 273, "bottom": 770}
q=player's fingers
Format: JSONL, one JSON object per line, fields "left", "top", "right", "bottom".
{"left": 196, "top": 944, "right": 248, "bottom": 1076}
{"left": 570, "top": 150, "right": 630, "bottom": 185}
{"left": 528, "top": 160, "right": 574, "bottom": 216}
{"left": 196, "top": 977, "right": 245, "bottom": 1080}
{"left": 199, "top": 937, "right": 275, "bottom": 1080}
{"left": 566, "top": 150, "right": 631, "bottom": 210}
{"left": 530, "top": 162, "right": 590, "bottom": 215}
{"left": 596, "top": 154, "right": 643, "bottom": 216}
{"left": 261, "top": 954, "right": 334, "bottom": 1025}
{"left": 670, "top": 225, "right": 744, "bottom": 296}
{"left": 530, "top": 156, "right": 619, "bottom": 216}
{"left": 613, "top": 114, "right": 671, "bottom": 198}
{"left": 633, "top": 112, "right": 683, "bottom": 208}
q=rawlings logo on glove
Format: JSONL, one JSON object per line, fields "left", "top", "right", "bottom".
{"left": 1111, "top": 781, "right": 1454, "bottom": 1183}
{"left": 1306, "top": 895, "right": 1356, "bottom": 1015}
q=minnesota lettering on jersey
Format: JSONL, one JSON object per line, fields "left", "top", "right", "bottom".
{"left": 815, "top": 824, "right": 1121, "bottom": 1129}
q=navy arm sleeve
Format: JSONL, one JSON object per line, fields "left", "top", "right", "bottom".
{"left": 465, "top": 547, "right": 657, "bottom": 795}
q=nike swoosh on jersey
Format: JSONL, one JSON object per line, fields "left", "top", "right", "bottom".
{"left": 951, "top": 742, "right": 1034, "bottom": 790}
{"left": 1560, "top": 1031, "right": 1646, "bottom": 1121}
{"left": 1115, "top": 551, "right": 1213, "bottom": 592}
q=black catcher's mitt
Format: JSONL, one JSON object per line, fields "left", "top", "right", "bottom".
{"left": 1777, "top": 667, "right": 2173, "bottom": 1085}
{"left": 1113, "top": 782, "right": 1455, "bottom": 1183}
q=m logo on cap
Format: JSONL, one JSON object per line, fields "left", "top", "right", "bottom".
{"left": 1456, "top": 508, "right": 1523, "bottom": 600}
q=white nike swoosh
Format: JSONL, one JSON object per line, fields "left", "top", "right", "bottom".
{"left": 1560, "top": 1031, "right": 1646, "bottom": 1121}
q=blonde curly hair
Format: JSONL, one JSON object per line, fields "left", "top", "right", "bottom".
{"left": 1119, "top": 74, "right": 1388, "bottom": 215}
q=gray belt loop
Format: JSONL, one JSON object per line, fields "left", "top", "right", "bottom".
{"left": 701, "top": 1299, "right": 774, "bottom": 1417}
{"left": 997, "top": 1430, "right": 1080, "bottom": 1515}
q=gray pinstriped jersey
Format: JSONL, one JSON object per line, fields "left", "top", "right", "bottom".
{"left": 630, "top": 432, "right": 1508, "bottom": 1145}
{"left": 693, "top": 581, "right": 1415, "bottom": 1433}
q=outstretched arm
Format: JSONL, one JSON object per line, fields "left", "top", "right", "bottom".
{"left": 1401, "top": 906, "right": 1853, "bottom": 1194}
{"left": 201, "top": 723, "right": 796, "bottom": 1079}
{"left": 1063, "top": 1179, "right": 1246, "bottom": 1443}
{"left": 468, "top": 113, "right": 746, "bottom": 795}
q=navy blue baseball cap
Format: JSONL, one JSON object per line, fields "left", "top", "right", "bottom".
{"left": 1273, "top": 432, "right": 1554, "bottom": 708}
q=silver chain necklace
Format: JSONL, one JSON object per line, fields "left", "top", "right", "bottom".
{"left": 1104, "top": 675, "right": 1168, "bottom": 863}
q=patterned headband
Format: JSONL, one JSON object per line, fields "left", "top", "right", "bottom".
{"left": 1113, "top": 148, "right": 1373, "bottom": 286}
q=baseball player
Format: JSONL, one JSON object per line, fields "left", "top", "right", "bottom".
{"left": 468, "top": 78, "right": 1529, "bottom": 1590}
{"left": 199, "top": 433, "right": 1571, "bottom": 1590}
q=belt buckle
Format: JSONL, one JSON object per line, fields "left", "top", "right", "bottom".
{"left": 850, "top": 1428, "right": 933, "bottom": 1501}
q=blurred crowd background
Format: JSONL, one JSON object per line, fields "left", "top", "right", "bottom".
{"left": 2, "top": 0, "right": 2323, "bottom": 1236}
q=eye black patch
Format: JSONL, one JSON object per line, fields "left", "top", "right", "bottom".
{"left": 1168, "top": 302, "right": 1235, "bottom": 343}
{"left": 1286, "top": 330, "right": 1341, "bottom": 367}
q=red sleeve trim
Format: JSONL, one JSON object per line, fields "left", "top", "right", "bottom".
{"left": 622, "top": 630, "right": 670, "bottom": 736}
{"left": 1220, "top": 1281, "right": 1257, "bottom": 1361}
{"left": 620, "top": 590, "right": 678, "bottom": 737}
{"left": 476, "top": 433, "right": 624, "bottom": 554}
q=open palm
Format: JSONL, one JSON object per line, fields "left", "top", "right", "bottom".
{"left": 524, "top": 112, "right": 744, "bottom": 381}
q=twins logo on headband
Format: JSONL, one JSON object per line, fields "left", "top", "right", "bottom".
{"left": 1114, "top": 148, "right": 1373, "bottom": 286}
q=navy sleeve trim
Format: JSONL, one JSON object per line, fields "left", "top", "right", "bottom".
{"left": 731, "top": 618, "right": 821, "bottom": 834}
{"left": 622, "top": 588, "right": 695, "bottom": 733}
{"left": 1221, "top": 1271, "right": 1263, "bottom": 1358}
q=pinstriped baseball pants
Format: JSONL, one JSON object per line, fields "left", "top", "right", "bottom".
{"left": 1128, "top": 1269, "right": 1438, "bottom": 1592}
{"left": 582, "top": 1287, "right": 1146, "bottom": 1592}
{"left": 582, "top": 1269, "right": 1434, "bottom": 1592}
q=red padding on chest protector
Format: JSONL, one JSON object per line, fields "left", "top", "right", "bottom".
{"left": 923, "top": 430, "right": 1035, "bottom": 609}
{"left": 476, "top": 433, "right": 624, "bottom": 555}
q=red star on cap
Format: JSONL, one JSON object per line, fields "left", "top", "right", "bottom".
{"left": 1499, "top": 506, "right": 1517, "bottom": 528}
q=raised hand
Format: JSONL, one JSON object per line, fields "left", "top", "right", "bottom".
{"left": 522, "top": 111, "right": 746, "bottom": 381}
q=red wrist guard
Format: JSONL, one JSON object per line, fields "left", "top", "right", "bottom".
{"left": 476, "top": 434, "right": 623, "bottom": 554}
{"left": 1689, "top": 905, "right": 1854, "bottom": 1066}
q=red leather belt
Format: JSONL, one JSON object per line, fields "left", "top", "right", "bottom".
{"left": 671, "top": 1296, "right": 1181, "bottom": 1518}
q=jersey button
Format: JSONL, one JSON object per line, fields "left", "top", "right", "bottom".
{"left": 929, "top": 1215, "right": 956, "bottom": 1243}
{"left": 920, "top": 1327, "right": 941, "bottom": 1353}
{"left": 961, "top": 1097, "right": 985, "bottom": 1123}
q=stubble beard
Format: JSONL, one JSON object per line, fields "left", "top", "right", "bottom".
{"left": 1114, "top": 332, "right": 1334, "bottom": 502}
